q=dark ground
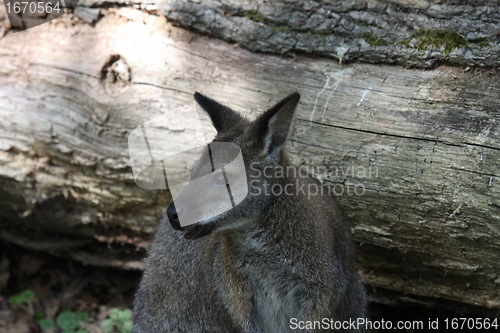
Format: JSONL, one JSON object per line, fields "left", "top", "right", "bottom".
{"left": 0, "top": 240, "right": 138, "bottom": 333}
{"left": 0, "top": 240, "right": 497, "bottom": 333}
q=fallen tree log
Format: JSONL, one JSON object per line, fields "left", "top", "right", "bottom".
{"left": 160, "top": 0, "right": 500, "bottom": 68}
{"left": 0, "top": 4, "right": 499, "bottom": 312}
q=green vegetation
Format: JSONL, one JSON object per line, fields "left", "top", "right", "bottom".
{"left": 469, "top": 36, "right": 491, "bottom": 47}
{"left": 8, "top": 289, "right": 35, "bottom": 309}
{"left": 395, "top": 39, "right": 412, "bottom": 48}
{"left": 36, "top": 309, "right": 89, "bottom": 333}
{"left": 414, "top": 28, "right": 468, "bottom": 54}
{"left": 243, "top": 11, "right": 266, "bottom": 23}
{"left": 396, "top": 28, "right": 491, "bottom": 54}
{"left": 38, "top": 318, "right": 56, "bottom": 330}
{"left": 363, "top": 33, "right": 388, "bottom": 46}
{"left": 100, "top": 308, "right": 134, "bottom": 333}
{"left": 53, "top": 309, "right": 89, "bottom": 333}
{"left": 9, "top": 290, "right": 90, "bottom": 332}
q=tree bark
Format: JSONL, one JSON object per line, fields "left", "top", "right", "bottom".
{"left": 161, "top": 0, "right": 500, "bottom": 68}
{"left": 0, "top": 1, "right": 499, "bottom": 312}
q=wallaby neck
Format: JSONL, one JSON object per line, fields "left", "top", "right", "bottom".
{"left": 216, "top": 173, "right": 330, "bottom": 333}
{"left": 233, "top": 176, "right": 318, "bottom": 252}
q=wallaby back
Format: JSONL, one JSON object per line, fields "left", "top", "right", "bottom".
{"left": 134, "top": 92, "right": 368, "bottom": 332}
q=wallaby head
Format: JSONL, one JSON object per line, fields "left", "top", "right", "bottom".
{"left": 167, "top": 92, "right": 301, "bottom": 240}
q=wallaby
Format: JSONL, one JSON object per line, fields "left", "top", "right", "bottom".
{"left": 134, "top": 92, "right": 368, "bottom": 332}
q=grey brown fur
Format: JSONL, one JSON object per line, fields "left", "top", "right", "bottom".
{"left": 134, "top": 92, "right": 368, "bottom": 332}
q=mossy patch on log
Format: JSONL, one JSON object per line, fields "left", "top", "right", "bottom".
{"left": 363, "top": 33, "right": 388, "bottom": 47}
{"left": 415, "top": 29, "right": 468, "bottom": 54}
{"left": 243, "top": 11, "right": 266, "bottom": 23}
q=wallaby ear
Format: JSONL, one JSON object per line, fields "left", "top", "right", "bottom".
{"left": 252, "top": 92, "right": 300, "bottom": 158}
{"left": 194, "top": 92, "right": 244, "bottom": 133}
